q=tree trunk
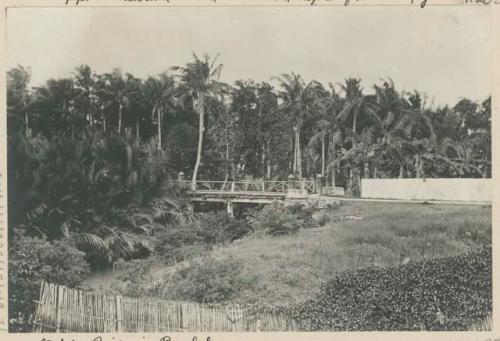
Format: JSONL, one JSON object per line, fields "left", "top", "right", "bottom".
{"left": 321, "top": 134, "right": 325, "bottom": 176}
{"left": 192, "top": 96, "right": 205, "bottom": 190}
{"left": 331, "top": 163, "right": 336, "bottom": 187}
{"left": 24, "top": 111, "right": 31, "bottom": 137}
{"left": 399, "top": 163, "right": 404, "bottom": 178}
{"left": 118, "top": 103, "right": 123, "bottom": 134}
{"left": 225, "top": 135, "right": 230, "bottom": 181}
{"left": 136, "top": 119, "right": 140, "bottom": 140}
{"left": 157, "top": 106, "right": 162, "bottom": 151}
{"left": 306, "top": 147, "right": 310, "bottom": 178}
{"left": 364, "top": 161, "right": 370, "bottom": 179}
{"left": 266, "top": 141, "right": 271, "bottom": 179}
{"left": 415, "top": 155, "right": 423, "bottom": 178}
{"left": 373, "top": 165, "right": 378, "bottom": 179}
{"left": 348, "top": 167, "right": 354, "bottom": 195}
{"left": 292, "top": 126, "right": 298, "bottom": 175}
{"left": 103, "top": 115, "right": 107, "bottom": 133}
{"left": 353, "top": 109, "right": 358, "bottom": 134}
{"left": 297, "top": 127, "right": 302, "bottom": 179}
{"left": 261, "top": 143, "right": 266, "bottom": 178}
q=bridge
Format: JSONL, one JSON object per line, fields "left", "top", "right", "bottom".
{"left": 174, "top": 176, "right": 344, "bottom": 216}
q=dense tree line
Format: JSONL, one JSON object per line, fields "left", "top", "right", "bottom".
{"left": 7, "top": 52, "right": 491, "bottom": 261}
{"left": 6, "top": 53, "right": 492, "bottom": 331}
{"left": 8, "top": 54, "right": 491, "bottom": 186}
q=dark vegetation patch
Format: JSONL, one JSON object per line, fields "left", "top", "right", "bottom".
{"left": 287, "top": 248, "right": 491, "bottom": 331}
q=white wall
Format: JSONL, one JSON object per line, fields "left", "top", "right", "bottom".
{"left": 361, "top": 178, "right": 492, "bottom": 202}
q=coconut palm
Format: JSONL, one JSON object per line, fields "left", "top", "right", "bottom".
{"left": 7, "top": 66, "right": 33, "bottom": 136}
{"left": 73, "top": 65, "right": 98, "bottom": 127}
{"left": 275, "top": 72, "right": 323, "bottom": 179}
{"left": 395, "top": 91, "right": 436, "bottom": 178}
{"left": 98, "top": 69, "right": 139, "bottom": 134}
{"left": 143, "top": 73, "right": 176, "bottom": 151}
{"left": 172, "top": 53, "right": 229, "bottom": 189}
{"left": 308, "top": 83, "right": 345, "bottom": 185}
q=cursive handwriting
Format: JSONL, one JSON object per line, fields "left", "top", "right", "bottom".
{"left": 464, "top": 0, "right": 500, "bottom": 4}
{"left": 65, "top": 0, "right": 89, "bottom": 4}
{"left": 63, "top": 0, "right": 500, "bottom": 5}
{"left": 39, "top": 336, "right": 213, "bottom": 341}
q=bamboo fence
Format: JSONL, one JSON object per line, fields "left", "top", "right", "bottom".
{"left": 33, "top": 281, "right": 300, "bottom": 332}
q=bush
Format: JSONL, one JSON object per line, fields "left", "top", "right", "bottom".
{"left": 9, "top": 229, "right": 90, "bottom": 332}
{"left": 248, "top": 202, "right": 302, "bottom": 236}
{"left": 290, "top": 248, "right": 492, "bottom": 331}
{"left": 154, "top": 215, "right": 252, "bottom": 261}
{"left": 154, "top": 223, "right": 205, "bottom": 261}
{"left": 170, "top": 257, "right": 244, "bottom": 303}
{"left": 286, "top": 202, "right": 318, "bottom": 229}
{"left": 197, "top": 213, "right": 253, "bottom": 243}
{"left": 316, "top": 213, "right": 331, "bottom": 227}
{"left": 110, "top": 258, "right": 156, "bottom": 297}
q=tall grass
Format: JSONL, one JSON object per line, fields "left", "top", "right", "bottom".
{"left": 117, "top": 202, "right": 491, "bottom": 307}
{"left": 208, "top": 202, "right": 491, "bottom": 306}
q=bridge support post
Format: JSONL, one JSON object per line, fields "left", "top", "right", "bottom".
{"left": 288, "top": 175, "right": 296, "bottom": 192}
{"left": 226, "top": 200, "right": 234, "bottom": 217}
{"left": 316, "top": 174, "right": 323, "bottom": 195}
{"left": 178, "top": 171, "right": 185, "bottom": 181}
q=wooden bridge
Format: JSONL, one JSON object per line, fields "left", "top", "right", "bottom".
{"left": 175, "top": 178, "right": 322, "bottom": 216}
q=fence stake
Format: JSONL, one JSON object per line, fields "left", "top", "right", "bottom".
{"left": 180, "top": 304, "right": 186, "bottom": 332}
{"left": 56, "top": 285, "right": 63, "bottom": 333}
{"left": 115, "top": 295, "right": 123, "bottom": 332}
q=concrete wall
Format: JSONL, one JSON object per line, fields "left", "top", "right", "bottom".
{"left": 361, "top": 178, "right": 492, "bottom": 202}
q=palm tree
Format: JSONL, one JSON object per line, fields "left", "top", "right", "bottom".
{"left": 143, "top": 73, "right": 176, "bottom": 151}
{"left": 172, "top": 53, "right": 228, "bottom": 189}
{"left": 73, "top": 65, "right": 97, "bottom": 127}
{"left": 395, "top": 91, "right": 436, "bottom": 178}
{"left": 338, "top": 78, "right": 364, "bottom": 134}
{"left": 98, "top": 69, "right": 138, "bottom": 134}
{"left": 7, "top": 66, "right": 33, "bottom": 136}
{"left": 308, "top": 83, "right": 345, "bottom": 186}
{"left": 369, "top": 79, "right": 407, "bottom": 177}
{"left": 275, "top": 72, "right": 323, "bottom": 179}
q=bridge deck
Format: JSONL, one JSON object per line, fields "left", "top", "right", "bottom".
{"left": 188, "top": 190, "right": 292, "bottom": 204}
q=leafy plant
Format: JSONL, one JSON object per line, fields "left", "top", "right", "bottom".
{"left": 248, "top": 202, "right": 302, "bottom": 236}
{"left": 170, "top": 257, "right": 245, "bottom": 303}
{"left": 8, "top": 229, "right": 90, "bottom": 332}
{"left": 289, "top": 248, "right": 492, "bottom": 331}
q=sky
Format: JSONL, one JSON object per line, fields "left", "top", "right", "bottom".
{"left": 6, "top": 6, "right": 491, "bottom": 106}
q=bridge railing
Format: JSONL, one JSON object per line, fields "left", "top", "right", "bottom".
{"left": 173, "top": 179, "right": 317, "bottom": 194}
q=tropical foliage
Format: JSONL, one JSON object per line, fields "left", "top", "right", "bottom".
{"left": 7, "top": 53, "right": 491, "bottom": 254}
{"left": 6, "top": 54, "right": 491, "bottom": 331}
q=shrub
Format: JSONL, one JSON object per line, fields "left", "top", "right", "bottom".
{"left": 110, "top": 257, "right": 156, "bottom": 297}
{"left": 289, "top": 248, "right": 492, "bottom": 331}
{"left": 9, "top": 229, "right": 90, "bottom": 332}
{"left": 154, "top": 223, "right": 205, "bottom": 261}
{"left": 316, "top": 213, "right": 331, "bottom": 227}
{"left": 248, "top": 202, "right": 302, "bottom": 236}
{"left": 197, "top": 213, "right": 252, "bottom": 243}
{"left": 286, "top": 202, "right": 318, "bottom": 229}
{"left": 154, "top": 215, "right": 252, "bottom": 261}
{"left": 170, "top": 257, "right": 244, "bottom": 303}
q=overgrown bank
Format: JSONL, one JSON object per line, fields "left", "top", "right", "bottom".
{"left": 288, "top": 247, "right": 491, "bottom": 331}
{"left": 110, "top": 202, "right": 491, "bottom": 320}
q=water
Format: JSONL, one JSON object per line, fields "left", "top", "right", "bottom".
{"left": 82, "top": 266, "right": 115, "bottom": 291}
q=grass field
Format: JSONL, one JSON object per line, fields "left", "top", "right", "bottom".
{"left": 194, "top": 201, "right": 492, "bottom": 306}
